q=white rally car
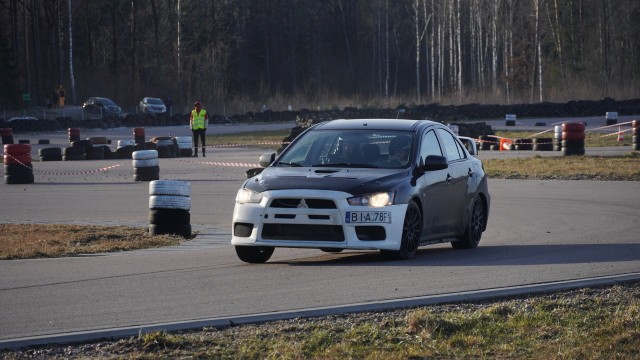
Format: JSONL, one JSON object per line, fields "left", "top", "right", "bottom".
{"left": 231, "top": 119, "right": 490, "bottom": 263}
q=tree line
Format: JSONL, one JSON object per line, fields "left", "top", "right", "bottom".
{"left": 1, "top": 0, "right": 639, "bottom": 114}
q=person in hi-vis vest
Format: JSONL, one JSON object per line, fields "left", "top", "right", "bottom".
{"left": 189, "top": 101, "right": 209, "bottom": 157}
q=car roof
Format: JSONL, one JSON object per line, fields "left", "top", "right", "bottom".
{"left": 314, "top": 118, "right": 440, "bottom": 132}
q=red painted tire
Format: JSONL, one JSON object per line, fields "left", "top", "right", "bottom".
{"left": 0, "top": 128, "right": 13, "bottom": 136}
{"left": 133, "top": 127, "right": 145, "bottom": 136}
{"left": 562, "top": 131, "right": 585, "bottom": 141}
{"left": 4, "top": 154, "right": 32, "bottom": 165}
{"left": 3, "top": 144, "right": 31, "bottom": 156}
{"left": 562, "top": 122, "right": 585, "bottom": 132}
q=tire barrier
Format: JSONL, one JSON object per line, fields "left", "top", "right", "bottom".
{"left": 132, "top": 149, "right": 159, "bottom": 181}
{"left": 513, "top": 138, "right": 533, "bottom": 151}
{"left": 532, "top": 137, "right": 553, "bottom": 151}
{"left": 553, "top": 125, "right": 562, "bottom": 151}
{"left": 133, "top": 127, "right": 145, "bottom": 145}
{"left": 18, "top": 139, "right": 30, "bottom": 144}
{"left": 39, "top": 147, "right": 63, "bottom": 161}
{"left": 68, "top": 128, "right": 80, "bottom": 143}
{"left": 175, "top": 136, "right": 193, "bottom": 157}
{"left": 633, "top": 120, "right": 639, "bottom": 151}
{"left": 4, "top": 144, "right": 34, "bottom": 184}
{"left": 148, "top": 180, "right": 191, "bottom": 238}
{"left": 1, "top": 128, "right": 14, "bottom": 145}
{"left": 37, "top": 139, "right": 50, "bottom": 144}
{"left": 152, "top": 137, "right": 178, "bottom": 158}
{"left": 561, "top": 122, "right": 586, "bottom": 156}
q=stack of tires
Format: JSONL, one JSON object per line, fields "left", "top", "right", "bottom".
{"left": 633, "top": 120, "right": 639, "bottom": 151}
{"left": 553, "top": 125, "right": 562, "bottom": 151}
{"left": 148, "top": 180, "right": 191, "bottom": 238}
{"left": 68, "top": 128, "right": 80, "bottom": 143}
{"left": 116, "top": 139, "right": 135, "bottom": 159}
{"left": 1, "top": 128, "right": 14, "bottom": 144}
{"left": 132, "top": 149, "right": 159, "bottom": 181}
{"left": 478, "top": 135, "right": 492, "bottom": 151}
{"left": 175, "top": 136, "right": 193, "bottom": 157}
{"left": 562, "top": 122, "right": 586, "bottom": 156}
{"left": 153, "top": 137, "right": 177, "bottom": 158}
{"left": 134, "top": 127, "right": 145, "bottom": 146}
{"left": 39, "top": 147, "right": 62, "bottom": 161}
{"left": 514, "top": 138, "right": 533, "bottom": 150}
{"left": 4, "top": 144, "right": 34, "bottom": 184}
{"left": 532, "top": 138, "right": 553, "bottom": 151}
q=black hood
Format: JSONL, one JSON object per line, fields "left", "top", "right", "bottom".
{"left": 244, "top": 166, "right": 410, "bottom": 195}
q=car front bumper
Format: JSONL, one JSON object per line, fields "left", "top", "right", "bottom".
{"left": 231, "top": 189, "right": 408, "bottom": 250}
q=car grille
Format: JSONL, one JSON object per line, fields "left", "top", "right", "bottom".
{"left": 269, "top": 198, "right": 337, "bottom": 209}
{"left": 262, "top": 224, "right": 344, "bottom": 241}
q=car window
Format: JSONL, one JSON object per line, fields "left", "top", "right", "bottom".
{"left": 436, "top": 128, "right": 464, "bottom": 161}
{"left": 276, "top": 129, "right": 412, "bottom": 168}
{"left": 420, "top": 130, "right": 443, "bottom": 159}
{"left": 147, "top": 98, "right": 163, "bottom": 105}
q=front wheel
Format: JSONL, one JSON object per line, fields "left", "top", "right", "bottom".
{"left": 452, "top": 195, "right": 484, "bottom": 249}
{"left": 235, "top": 246, "right": 274, "bottom": 263}
{"left": 380, "top": 201, "right": 422, "bottom": 260}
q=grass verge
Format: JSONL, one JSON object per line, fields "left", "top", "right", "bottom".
{"left": 483, "top": 153, "right": 640, "bottom": 181}
{"left": 2, "top": 282, "right": 638, "bottom": 359}
{"left": 0, "top": 224, "right": 184, "bottom": 260}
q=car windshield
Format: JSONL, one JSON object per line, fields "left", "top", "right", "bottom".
{"left": 146, "top": 98, "right": 163, "bottom": 105}
{"left": 276, "top": 129, "right": 414, "bottom": 169}
{"left": 98, "top": 98, "right": 116, "bottom": 105}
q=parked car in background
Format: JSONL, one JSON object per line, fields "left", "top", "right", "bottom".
{"left": 231, "top": 118, "right": 490, "bottom": 263}
{"left": 138, "top": 97, "right": 167, "bottom": 115}
{"left": 82, "top": 97, "right": 122, "bottom": 117}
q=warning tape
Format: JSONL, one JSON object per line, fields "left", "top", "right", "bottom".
{"left": 205, "top": 141, "right": 290, "bottom": 148}
{"left": 35, "top": 164, "right": 124, "bottom": 176}
{"left": 178, "top": 159, "right": 260, "bottom": 168}
{"left": 3, "top": 151, "right": 125, "bottom": 176}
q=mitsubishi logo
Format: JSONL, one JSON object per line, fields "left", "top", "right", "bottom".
{"left": 297, "top": 199, "right": 309, "bottom": 208}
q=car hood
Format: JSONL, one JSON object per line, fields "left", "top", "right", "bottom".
{"left": 244, "top": 166, "right": 410, "bottom": 195}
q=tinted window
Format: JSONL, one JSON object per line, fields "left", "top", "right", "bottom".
{"left": 436, "top": 128, "right": 463, "bottom": 161}
{"left": 420, "top": 130, "right": 443, "bottom": 158}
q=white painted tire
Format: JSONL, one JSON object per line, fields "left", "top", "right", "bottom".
{"left": 175, "top": 136, "right": 192, "bottom": 144}
{"left": 132, "top": 150, "right": 158, "bottom": 160}
{"left": 133, "top": 158, "right": 159, "bottom": 167}
{"left": 149, "top": 195, "right": 191, "bottom": 210}
{"left": 118, "top": 139, "right": 135, "bottom": 147}
{"left": 149, "top": 180, "right": 191, "bottom": 197}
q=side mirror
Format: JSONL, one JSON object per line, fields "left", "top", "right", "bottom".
{"left": 258, "top": 152, "right": 276, "bottom": 168}
{"left": 458, "top": 137, "right": 478, "bottom": 155}
{"left": 423, "top": 155, "right": 448, "bottom": 171}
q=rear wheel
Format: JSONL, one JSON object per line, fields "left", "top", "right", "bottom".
{"left": 381, "top": 201, "right": 422, "bottom": 260}
{"left": 452, "top": 195, "right": 484, "bottom": 249}
{"left": 235, "top": 246, "right": 274, "bottom": 263}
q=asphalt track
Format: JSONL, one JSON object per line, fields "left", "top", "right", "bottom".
{"left": 1, "top": 120, "right": 639, "bottom": 349}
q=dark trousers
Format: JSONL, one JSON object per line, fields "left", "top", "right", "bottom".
{"left": 192, "top": 128, "right": 206, "bottom": 148}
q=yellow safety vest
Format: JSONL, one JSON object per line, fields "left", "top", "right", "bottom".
{"left": 191, "top": 109, "right": 207, "bottom": 129}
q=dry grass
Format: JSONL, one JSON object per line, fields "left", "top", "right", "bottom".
{"left": 3, "top": 282, "right": 639, "bottom": 359}
{"left": 0, "top": 224, "right": 183, "bottom": 260}
{"left": 483, "top": 153, "right": 640, "bottom": 181}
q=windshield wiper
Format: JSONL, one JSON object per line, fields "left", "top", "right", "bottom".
{"left": 276, "top": 161, "right": 305, "bottom": 167}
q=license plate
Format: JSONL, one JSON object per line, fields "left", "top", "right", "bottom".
{"left": 345, "top": 211, "right": 391, "bottom": 223}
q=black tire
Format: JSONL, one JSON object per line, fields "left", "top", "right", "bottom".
{"left": 235, "top": 245, "right": 275, "bottom": 263}
{"left": 561, "top": 139, "right": 585, "bottom": 148}
{"left": 63, "top": 146, "right": 84, "bottom": 156}
{"left": 533, "top": 143, "right": 553, "bottom": 151}
{"left": 5, "top": 173, "right": 34, "bottom": 184}
{"left": 40, "top": 155, "right": 63, "bottom": 161}
{"left": 562, "top": 147, "right": 585, "bottom": 156}
{"left": 380, "top": 201, "right": 421, "bottom": 260}
{"left": 149, "top": 223, "right": 191, "bottom": 238}
{"left": 149, "top": 209, "right": 190, "bottom": 225}
{"left": 452, "top": 195, "right": 484, "bottom": 249}
{"left": 62, "top": 154, "right": 85, "bottom": 161}
{"left": 514, "top": 144, "right": 533, "bottom": 151}
{"left": 116, "top": 145, "right": 135, "bottom": 159}
{"left": 134, "top": 165, "right": 160, "bottom": 175}
{"left": 39, "top": 147, "right": 62, "bottom": 157}
{"left": 134, "top": 172, "right": 160, "bottom": 182}
{"left": 633, "top": 143, "right": 640, "bottom": 151}
{"left": 4, "top": 164, "right": 33, "bottom": 176}
{"left": 37, "top": 139, "right": 50, "bottom": 144}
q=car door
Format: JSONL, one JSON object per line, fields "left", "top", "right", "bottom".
{"left": 416, "top": 129, "right": 449, "bottom": 238}
{"left": 435, "top": 128, "right": 469, "bottom": 234}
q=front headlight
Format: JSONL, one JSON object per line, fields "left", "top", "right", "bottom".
{"left": 236, "top": 188, "right": 263, "bottom": 204}
{"left": 347, "top": 191, "right": 395, "bottom": 207}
